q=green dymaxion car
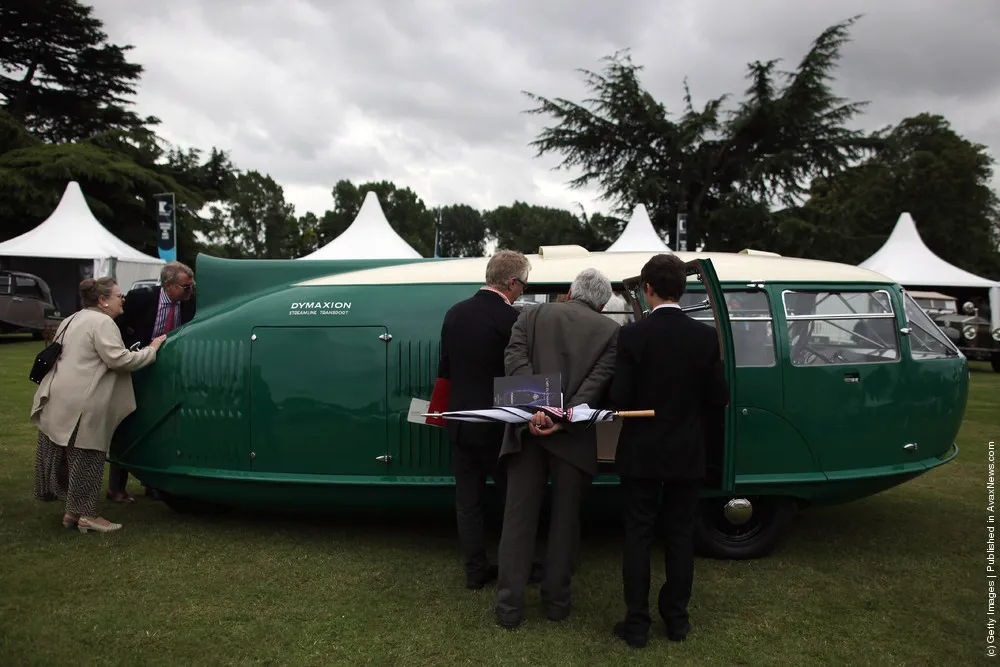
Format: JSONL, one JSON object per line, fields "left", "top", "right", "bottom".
{"left": 110, "top": 246, "right": 968, "bottom": 559}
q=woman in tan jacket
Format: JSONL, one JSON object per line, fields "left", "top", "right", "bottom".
{"left": 31, "top": 277, "right": 166, "bottom": 533}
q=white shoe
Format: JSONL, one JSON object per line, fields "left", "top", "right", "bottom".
{"left": 77, "top": 516, "right": 122, "bottom": 533}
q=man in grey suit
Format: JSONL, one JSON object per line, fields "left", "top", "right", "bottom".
{"left": 493, "top": 268, "right": 621, "bottom": 628}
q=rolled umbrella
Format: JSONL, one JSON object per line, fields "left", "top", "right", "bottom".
{"left": 422, "top": 403, "right": 654, "bottom": 429}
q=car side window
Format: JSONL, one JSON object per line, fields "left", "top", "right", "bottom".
{"left": 14, "top": 276, "right": 43, "bottom": 300}
{"left": 782, "top": 290, "right": 899, "bottom": 366}
{"left": 0, "top": 274, "right": 10, "bottom": 295}
{"left": 678, "top": 290, "right": 776, "bottom": 367}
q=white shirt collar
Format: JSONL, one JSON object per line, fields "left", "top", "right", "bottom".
{"left": 651, "top": 303, "right": 680, "bottom": 311}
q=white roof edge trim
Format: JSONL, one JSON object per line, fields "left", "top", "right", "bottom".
{"left": 293, "top": 251, "right": 896, "bottom": 287}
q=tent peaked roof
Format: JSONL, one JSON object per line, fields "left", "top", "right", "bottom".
{"left": 0, "top": 181, "right": 163, "bottom": 264}
{"left": 605, "top": 204, "right": 672, "bottom": 252}
{"left": 858, "top": 212, "right": 998, "bottom": 288}
{"left": 300, "top": 190, "right": 422, "bottom": 260}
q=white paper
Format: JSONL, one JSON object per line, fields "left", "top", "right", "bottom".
{"left": 407, "top": 397, "right": 437, "bottom": 426}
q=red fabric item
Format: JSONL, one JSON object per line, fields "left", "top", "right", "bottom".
{"left": 426, "top": 378, "right": 451, "bottom": 426}
{"left": 163, "top": 304, "right": 177, "bottom": 334}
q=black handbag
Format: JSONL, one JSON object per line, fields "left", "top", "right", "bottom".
{"left": 29, "top": 313, "right": 78, "bottom": 384}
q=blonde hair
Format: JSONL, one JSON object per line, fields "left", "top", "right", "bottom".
{"left": 484, "top": 250, "right": 530, "bottom": 289}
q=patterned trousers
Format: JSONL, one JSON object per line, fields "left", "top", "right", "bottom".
{"left": 33, "top": 425, "right": 105, "bottom": 517}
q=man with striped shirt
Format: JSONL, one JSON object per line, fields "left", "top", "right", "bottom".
{"left": 108, "top": 261, "right": 196, "bottom": 503}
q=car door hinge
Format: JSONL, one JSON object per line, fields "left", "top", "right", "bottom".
{"left": 379, "top": 333, "right": 392, "bottom": 342}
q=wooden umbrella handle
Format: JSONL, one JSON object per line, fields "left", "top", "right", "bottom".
{"left": 616, "top": 410, "right": 656, "bottom": 418}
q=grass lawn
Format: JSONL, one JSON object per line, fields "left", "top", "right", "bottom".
{"left": 0, "top": 334, "right": 994, "bottom": 666}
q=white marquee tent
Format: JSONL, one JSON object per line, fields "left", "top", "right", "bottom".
{"left": 0, "top": 181, "right": 164, "bottom": 310}
{"left": 298, "top": 191, "right": 422, "bottom": 260}
{"left": 605, "top": 204, "right": 672, "bottom": 252}
{"left": 859, "top": 211, "right": 1000, "bottom": 331}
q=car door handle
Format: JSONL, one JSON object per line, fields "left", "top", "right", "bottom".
{"left": 843, "top": 372, "right": 860, "bottom": 383}
{"left": 12, "top": 296, "right": 23, "bottom": 302}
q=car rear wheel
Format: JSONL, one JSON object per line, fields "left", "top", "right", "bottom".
{"left": 694, "top": 496, "right": 796, "bottom": 560}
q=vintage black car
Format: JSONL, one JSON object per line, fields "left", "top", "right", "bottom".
{"left": 0, "top": 270, "right": 59, "bottom": 339}
{"left": 909, "top": 290, "right": 999, "bottom": 371}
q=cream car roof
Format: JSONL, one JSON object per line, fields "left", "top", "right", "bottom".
{"left": 296, "top": 246, "right": 895, "bottom": 287}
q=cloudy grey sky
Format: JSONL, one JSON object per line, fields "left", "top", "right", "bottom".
{"left": 91, "top": 0, "right": 1000, "bottom": 219}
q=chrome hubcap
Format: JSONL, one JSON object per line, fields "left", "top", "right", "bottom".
{"left": 723, "top": 498, "right": 753, "bottom": 525}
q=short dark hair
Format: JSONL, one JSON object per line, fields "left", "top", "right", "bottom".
{"left": 640, "top": 254, "right": 686, "bottom": 301}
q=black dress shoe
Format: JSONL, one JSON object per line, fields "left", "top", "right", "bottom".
{"left": 544, "top": 604, "right": 571, "bottom": 622}
{"left": 466, "top": 564, "right": 499, "bottom": 590}
{"left": 495, "top": 613, "right": 523, "bottom": 630}
{"left": 666, "top": 622, "right": 690, "bottom": 642}
{"left": 613, "top": 622, "right": 647, "bottom": 649}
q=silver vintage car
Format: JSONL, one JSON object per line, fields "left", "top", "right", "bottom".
{"left": 909, "top": 289, "right": 999, "bottom": 371}
{"left": 0, "top": 270, "right": 59, "bottom": 339}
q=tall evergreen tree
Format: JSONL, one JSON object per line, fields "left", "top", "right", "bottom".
{"left": 0, "top": 0, "right": 157, "bottom": 142}
{"left": 523, "top": 15, "right": 875, "bottom": 250}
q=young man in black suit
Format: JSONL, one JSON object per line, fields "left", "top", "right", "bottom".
{"left": 107, "top": 261, "right": 197, "bottom": 503}
{"left": 435, "top": 250, "right": 531, "bottom": 590}
{"left": 609, "top": 254, "right": 730, "bottom": 648}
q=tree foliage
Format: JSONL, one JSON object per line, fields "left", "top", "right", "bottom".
{"left": 0, "top": 1, "right": 237, "bottom": 263}
{"left": 202, "top": 171, "right": 301, "bottom": 259}
{"left": 484, "top": 201, "right": 620, "bottom": 253}
{"left": 437, "top": 204, "right": 487, "bottom": 258}
{"left": 523, "top": 15, "right": 876, "bottom": 250}
{"left": 0, "top": 0, "right": 156, "bottom": 142}
{"left": 801, "top": 113, "right": 1000, "bottom": 278}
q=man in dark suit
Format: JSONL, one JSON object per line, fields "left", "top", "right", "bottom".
{"left": 493, "top": 268, "right": 620, "bottom": 628}
{"left": 436, "top": 250, "right": 530, "bottom": 590}
{"left": 609, "top": 253, "right": 730, "bottom": 648}
{"left": 107, "top": 261, "right": 197, "bottom": 503}
{"left": 116, "top": 261, "right": 197, "bottom": 351}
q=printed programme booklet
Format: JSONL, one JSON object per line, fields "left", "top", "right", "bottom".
{"left": 493, "top": 373, "right": 563, "bottom": 409}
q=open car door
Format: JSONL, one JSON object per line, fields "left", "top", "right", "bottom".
{"left": 621, "top": 258, "right": 737, "bottom": 493}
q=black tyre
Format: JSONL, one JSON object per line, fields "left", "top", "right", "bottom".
{"left": 991, "top": 358, "right": 1000, "bottom": 373}
{"left": 694, "top": 496, "right": 796, "bottom": 560}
